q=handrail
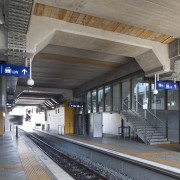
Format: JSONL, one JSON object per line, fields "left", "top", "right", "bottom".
{"left": 122, "top": 101, "right": 145, "bottom": 122}
{"left": 122, "top": 100, "right": 169, "bottom": 144}
{"left": 121, "top": 101, "right": 150, "bottom": 144}
{"left": 134, "top": 100, "right": 166, "bottom": 126}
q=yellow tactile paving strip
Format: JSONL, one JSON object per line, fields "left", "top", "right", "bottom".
{"left": 0, "top": 164, "right": 22, "bottom": 171}
{"left": 16, "top": 140, "right": 51, "bottom": 180}
{"left": 67, "top": 136, "right": 180, "bottom": 169}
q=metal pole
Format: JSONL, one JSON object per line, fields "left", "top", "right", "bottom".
{"left": 69, "top": 123, "right": 70, "bottom": 134}
{"left": 145, "top": 123, "right": 147, "bottom": 144}
{"left": 154, "top": 74, "right": 157, "bottom": 128}
{"left": 16, "top": 125, "right": 18, "bottom": 138}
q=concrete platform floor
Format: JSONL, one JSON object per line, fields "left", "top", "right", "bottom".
{"left": 40, "top": 129, "right": 180, "bottom": 170}
{"left": 65, "top": 134, "right": 180, "bottom": 169}
{"left": 0, "top": 133, "right": 26, "bottom": 180}
{"left": 0, "top": 131, "right": 73, "bottom": 180}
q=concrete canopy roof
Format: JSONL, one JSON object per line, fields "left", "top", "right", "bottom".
{"left": 7, "top": 0, "right": 180, "bottom": 105}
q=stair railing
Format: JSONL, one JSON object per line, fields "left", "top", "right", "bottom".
{"left": 134, "top": 100, "right": 167, "bottom": 140}
{"left": 121, "top": 101, "right": 149, "bottom": 144}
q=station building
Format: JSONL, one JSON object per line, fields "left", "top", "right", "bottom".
{"left": 1, "top": 1, "right": 180, "bottom": 179}
{"left": 0, "top": 0, "right": 179, "bottom": 144}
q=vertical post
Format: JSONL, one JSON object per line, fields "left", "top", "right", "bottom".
{"left": 16, "top": 125, "right": 18, "bottom": 138}
{"left": 165, "top": 90, "right": 168, "bottom": 139}
{"left": 90, "top": 91, "right": 93, "bottom": 113}
{"left": 154, "top": 74, "right": 157, "bottom": 128}
{"left": 149, "top": 80, "right": 152, "bottom": 110}
{"left": 96, "top": 89, "right": 98, "bottom": 113}
{"left": 122, "top": 119, "right": 124, "bottom": 137}
{"left": 120, "top": 82, "right": 122, "bottom": 111}
{"left": 103, "top": 87, "right": 105, "bottom": 112}
{"left": 29, "top": 58, "right": 32, "bottom": 79}
{"left": 69, "top": 123, "right": 70, "bottom": 134}
{"left": 179, "top": 81, "right": 180, "bottom": 144}
{"left": 130, "top": 78, "right": 133, "bottom": 110}
{"left": 145, "top": 123, "right": 147, "bottom": 144}
{"left": 166, "top": 111, "right": 168, "bottom": 140}
{"left": 136, "top": 84, "right": 138, "bottom": 111}
{"left": 0, "top": 77, "right": 6, "bottom": 136}
{"left": 111, "top": 85, "right": 113, "bottom": 112}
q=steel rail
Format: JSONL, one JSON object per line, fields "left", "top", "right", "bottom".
{"left": 24, "top": 131, "right": 107, "bottom": 180}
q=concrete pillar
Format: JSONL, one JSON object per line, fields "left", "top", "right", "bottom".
{"left": 0, "top": 76, "right": 6, "bottom": 135}
{"left": 0, "top": 112, "right": 4, "bottom": 136}
{"left": 5, "top": 111, "right": 10, "bottom": 131}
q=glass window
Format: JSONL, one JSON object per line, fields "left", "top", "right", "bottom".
{"left": 134, "top": 82, "right": 149, "bottom": 110}
{"left": 92, "top": 90, "right": 97, "bottom": 112}
{"left": 105, "top": 86, "right": 112, "bottom": 112}
{"left": 113, "top": 83, "right": 120, "bottom": 112}
{"left": 167, "top": 90, "right": 179, "bottom": 110}
{"left": 151, "top": 84, "right": 165, "bottom": 110}
{"left": 122, "top": 80, "right": 130, "bottom": 110}
{"left": 86, "top": 92, "right": 91, "bottom": 113}
{"left": 98, "top": 87, "right": 104, "bottom": 112}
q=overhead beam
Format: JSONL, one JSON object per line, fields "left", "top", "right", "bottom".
{"left": 74, "top": 61, "right": 143, "bottom": 97}
{"left": 27, "top": 16, "right": 170, "bottom": 76}
{"left": 15, "top": 86, "right": 73, "bottom": 101}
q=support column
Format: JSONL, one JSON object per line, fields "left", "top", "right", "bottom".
{"left": 5, "top": 111, "right": 10, "bottom": 131}
{"left": 0, "top": 76, "right": 6, "bottom": 136}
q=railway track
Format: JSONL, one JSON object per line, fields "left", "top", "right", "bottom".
{"left": 25, "top": 131, "right": 108, "bottom": 180}
{"left": 22, "top": 129, "right": 180, "bottom": 180}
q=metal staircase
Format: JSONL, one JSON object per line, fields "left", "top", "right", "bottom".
{"left": 121, "top": 102, "right": 169, "bottom": 145}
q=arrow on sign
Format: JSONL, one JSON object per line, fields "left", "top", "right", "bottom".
{"left": 22, "top": 69, "right": 27, "bottom": 75}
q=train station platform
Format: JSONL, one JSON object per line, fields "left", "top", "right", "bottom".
{"left": 36, "top": 129, "right": 180, "bottom": 171}
{"left": 0, "top": 131, "right": 73, "bottom": 180}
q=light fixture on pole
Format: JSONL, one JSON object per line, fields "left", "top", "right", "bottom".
{"left": 153, "top": 74, "right": 158, "bottom": 95}
{"left": 27, "top": 57, "right": 34, "bottom": 88}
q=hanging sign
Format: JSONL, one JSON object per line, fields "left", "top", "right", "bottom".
{"left": 0, "top": 64, "right": 30, "bottom": 78}
{"left": 157, "top": 81, "right": 178, "bottom": 90}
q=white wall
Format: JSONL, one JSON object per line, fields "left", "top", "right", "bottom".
{"left": 46, "top": 105, "right": 65, "bottom": 133}
{"left": 102, "top": 113, "right": 121, "bottom": 135}
{"left": 89, "top": 113, "right": 102, "bottom": 137}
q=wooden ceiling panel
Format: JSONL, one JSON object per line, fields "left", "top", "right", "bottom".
{"left": 50, "top": 7, "right": 59, "bottom": 19}
{"left": 69, "top": 12, "right": 80, "bottom": 23}
{"left": 33, "top": 3, "right": 175, "bottom": 44}
{"left": 42, "top": 5, "right": 52, "bottom": 17}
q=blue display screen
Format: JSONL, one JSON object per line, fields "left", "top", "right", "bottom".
{"left": 0, "top": 64, "right": 30, "bottom": 78}
{"left": 157, "top": 81, "right": 178, "bottom": 90}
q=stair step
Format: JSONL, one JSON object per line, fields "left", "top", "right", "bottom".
{"left": 130, "top": 123, "right": 149, "bottom": 126}
{"left": 137, "top": 129, "right": 155, "bottom": 132}
{"left": 150, "top": 138, "right": 168, "bottom": 142}
{"left": 129, "top": 121, "right": 148, "bottom": 123}
{"left": 150, "top": 141, "right": 170, "bottom": 145}
{"left": 121, "top": 111, "right": 168, "bottom": 145}
{"left": 151, "top": 135, "right": 165, "bottom": 139}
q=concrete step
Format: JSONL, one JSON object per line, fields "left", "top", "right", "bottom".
{"left": 128, "top": 120, "right": 147, "bottom": 123}
{"left": 137, "top": 129, "right": 155, "bottom": 133}
{"left": 150, "top": 138, "right": 167, "bottom": 142}
{"left": 133, "top": 123, "right": 151, "bottom": 126}
{"left": 150, "top": 141, "right": 170, "bottom": 145}
{"left": 122, "top": 110, "right": 168, "bottom": 145}
{"left": 135, "top": 127, "right": 153, "bottom": 130}
{"left": 151, "top": 135, "right": 165, "bottom": 139}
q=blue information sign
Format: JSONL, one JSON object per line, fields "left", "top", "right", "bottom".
{"left": 157, "top": 81, "right": 178, "bottom": 90}
{"left": 0, "top": 64, "right": 30, "bottom": 78}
